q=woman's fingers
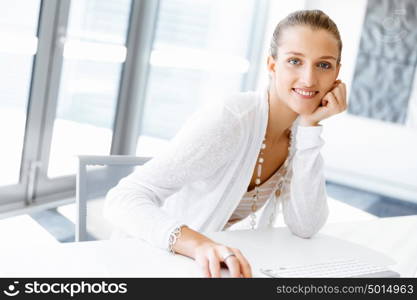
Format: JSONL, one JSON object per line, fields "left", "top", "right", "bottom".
{"left": 221, "top": 253, "right": 241, "bottom": 278}
{"left": 329, "top": 79, "right": 341, "bottom": 92}
{"left": 324, "top": 91, "right": 340, "bottom": 114}
{"left": 331, "top": 85, "right": 343, "bottom": 107}
{"left": 330, "top": 79, "right": 341, "bottom": 90}
{"left": 326, "top": 83, "right": 348, "bottom": 114}
{"left": 208, "top": 250, "right": 221, "bottom": 278}
{"left": 232, "top": 248, "right": 252, "bottom": 278}
{"left": 330, "top": 81, "right": 347, "bottom": 111}
{"left": 303, "top": 80, "right": 347, "bottom": 123}
{"left": 340, "top": 82, "right": 348, "bottom": 109}
{"left": 195, "top": 256, "right": 211, "bottom": 278}
{"left": 330, "top": 90, "right": 342, "bottom": 108}
{"left": 219, "top": 247, "right": 253, "bottom": 278}
{"left": 195, "top": 245, "right": 253, "bottom": 278}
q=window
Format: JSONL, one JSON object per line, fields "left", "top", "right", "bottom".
{"left": 0, "top": 0, "right": 41, "bottom": 186}
{"left": 136, "top": 0, "right": 260, "bottom": 156}
{"left": 48, "top": 0, "right": 132, "bottom": 178}
{"left": 0, "top": 0, "right": 268, "bottom": 215}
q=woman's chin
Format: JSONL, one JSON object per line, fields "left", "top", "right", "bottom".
{"left": 288, "top": 104, "right": 317, "bottom": 115}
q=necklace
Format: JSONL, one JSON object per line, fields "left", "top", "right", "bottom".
{"left": 249, "top": 131, "right": 291, "bottom": 230}
{"left": 250, "top": 94, "right": 292, "bottom": 230}
{"left": 249, "top": 136, "right": 267, "bottom": 230}
{"left": 249, "top": 91, "right": 293, "bottom": 230}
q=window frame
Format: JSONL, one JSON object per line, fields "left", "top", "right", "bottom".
{"left": 0, "top": 0, "right": 270, "bottom": 217}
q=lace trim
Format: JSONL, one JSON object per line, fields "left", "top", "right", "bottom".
{"left": 168, "top": 224, "right": 187, "bottom": 255}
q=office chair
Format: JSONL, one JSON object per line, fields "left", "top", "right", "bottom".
{"left": 75, "top": 155, "right": 151, "bottom": 242}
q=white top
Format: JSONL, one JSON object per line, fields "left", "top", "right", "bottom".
{"left": 224, "top": 135, "right": 291, "bottom": 230}
{"left": 103, "top": 88, "right": 329, "bottom": 252}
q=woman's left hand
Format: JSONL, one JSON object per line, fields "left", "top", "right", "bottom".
{"left": 299, "top": 79, "right": 347, "bottom": 126}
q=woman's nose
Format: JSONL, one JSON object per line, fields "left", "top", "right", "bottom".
{"left": 299, "top": 67, "right": 318, "bottom": 87}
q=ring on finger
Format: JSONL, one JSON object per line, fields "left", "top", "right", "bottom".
{"left": 222, "top": 252, "right": 236, "bottom": 262}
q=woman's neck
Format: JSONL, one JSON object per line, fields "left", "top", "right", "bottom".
{"left": 266, "top": 87, "right": 298, "bottom": 145}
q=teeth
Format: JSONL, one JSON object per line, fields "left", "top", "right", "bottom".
{"left": 294, "top": 89, "right": 316, "bottom": 96}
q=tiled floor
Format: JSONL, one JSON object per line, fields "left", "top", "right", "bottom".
{"left": 29, "top": 182, "right": 417, "bottom": 243}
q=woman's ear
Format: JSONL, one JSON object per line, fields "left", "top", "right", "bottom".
{"left": 267, "top": 55, "right": 276, "bottom": 74}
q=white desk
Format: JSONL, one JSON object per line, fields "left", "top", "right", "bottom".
{"left": 0, "top": 215, "right": 58, "bottom": 245}
{"left": 321, "top": 215, "right": 417, "bottom": 278}
{"left": 0, "top": 215, "right": 416, "bottom": 277}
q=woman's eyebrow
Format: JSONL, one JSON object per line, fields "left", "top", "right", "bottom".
{"left": 284, "top": 51, "right": 336, "bottom": 61}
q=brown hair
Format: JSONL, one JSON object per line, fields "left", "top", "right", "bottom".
{"left": 270, "top": 10, "right": 342, "bottom": 64}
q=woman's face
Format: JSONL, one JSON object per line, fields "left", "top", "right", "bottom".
{"left": 268, "top": 25, "right": 341, "bottom": 115}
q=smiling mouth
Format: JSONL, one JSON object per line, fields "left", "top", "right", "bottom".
{"left": 292, "top": 88, "right": 319, "bottom": 98}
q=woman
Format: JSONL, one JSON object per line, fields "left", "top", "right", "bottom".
{"left": 103, "top": 9, "right": 347, "bottom": 278}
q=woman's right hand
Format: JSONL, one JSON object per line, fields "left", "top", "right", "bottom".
{"left": 172, "top": 226, "right": 252, "bottom": 278}
{"left": 193, "top": 242, "right": 253, "bottom": 278}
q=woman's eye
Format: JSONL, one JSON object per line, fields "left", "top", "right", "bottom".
{"left": 288, "top": 58, "right": 300, "bottom": 65}
{"left": 318, "top": 62, "right": 331, "bottom": 69}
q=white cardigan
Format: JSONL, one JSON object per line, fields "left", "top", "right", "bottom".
{"left": 103, "top": 88, "right": 329, "bottom": 252}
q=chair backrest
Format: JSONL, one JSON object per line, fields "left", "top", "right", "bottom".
{"left": 76, "top": 155, "right": 151, "bottom": 242}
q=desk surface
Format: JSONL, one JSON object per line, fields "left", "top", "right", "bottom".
{"left": 321, "top": 215, "right": 417, "bottom": 277}
{"left": 0, "top": 215, "right": 58, "bottom": 245}
{"left": 1, "top": 215, "right": 416, "bottom": 277}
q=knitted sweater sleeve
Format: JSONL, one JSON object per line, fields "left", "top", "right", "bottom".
{"left": 103, "top": 100, "right": 241, "bottom": 251}
{"left": 281, "top": 125, "right": 329, "bottom": 238}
